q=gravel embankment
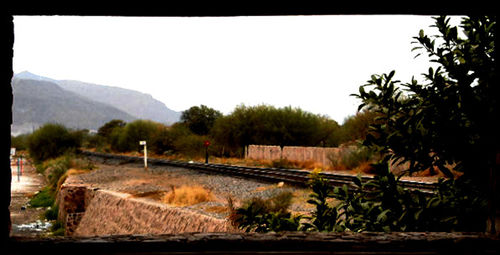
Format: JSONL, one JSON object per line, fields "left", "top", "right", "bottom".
{"left": 72, "top": 156, "right": 314, "bottom": 219}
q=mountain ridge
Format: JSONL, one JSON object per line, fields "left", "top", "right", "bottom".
{"left": 11, "top": 71, "right": 181, "bottom": 135}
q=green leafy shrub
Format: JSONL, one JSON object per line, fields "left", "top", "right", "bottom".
{"left": 50, "top": 220, "right": 65, "bottom": 236}
{"left": 45, "top": 154, "right": 72, "bottom": 190}
{"left": 28, "top": 187, "right": 55, "bottom": 208}
{"left": 328, "top": 144, "right": 378, "bottom": 170}
{"left": 301, "top": 169, "right": 342, "bottom": 232}
{"left": 230, "top": 191, "right": 301, "bottom": 232}
{"left": 27, "top": 123, "right": 81, "bottom": 163}
{"left": 172, "top": 133, "right": 207, "bottom": 157}
{"left": 11, "top": 134, "right": 30, "bottom": 151}
{"left": 44, "top": 204, "right": 59, "bottom": 221}
{"left": 231, "top": 163, "right": 488, "bottom": 233}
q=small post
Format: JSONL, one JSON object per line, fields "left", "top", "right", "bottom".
{"left": 20, "top": 155, "right": 23, "bottom": 175}
{"left": 203, "top": 140, "right": 210, "bottom": 164}
{"left": 17, "top": 157, "right": 20, "bottom": 182}
{"left": 139, "top": 141, "right": 147, "bottom": 170}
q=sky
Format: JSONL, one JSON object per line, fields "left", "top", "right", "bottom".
{"left": 12, "top": 15, "right": 462, "bottom": 124}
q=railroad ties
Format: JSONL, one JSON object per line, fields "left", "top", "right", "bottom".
{"left": 81, "top": 151, "right": 437, "bottom": 193}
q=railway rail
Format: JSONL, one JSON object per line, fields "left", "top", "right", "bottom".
{"left": 80, "top": 151, "right": 438, "bottom": 193}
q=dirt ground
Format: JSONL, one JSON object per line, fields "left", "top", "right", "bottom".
{"left": 72, "top": 157, "right": 439, "bottom": 218}
{"left": 9, "top": 159, "right": 51, "bottom": 237}
{"left": 72, "top": 158, "right": 316, "bottom": 218}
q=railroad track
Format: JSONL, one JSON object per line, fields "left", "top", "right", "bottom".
{"left": 80, "top": 151, "right": 437, "bottom": 193}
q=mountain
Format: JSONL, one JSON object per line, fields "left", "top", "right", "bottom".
{"left": 11, "top": 72, "right": 181, "bottom": 135}
{"left": 56, "top": 80, "right": 181, "bottom": 124}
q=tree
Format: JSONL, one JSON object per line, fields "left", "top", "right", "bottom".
{"left": 353, "top": 16, "right": 496, "bottom": 231}
{"left": 211, "top": 104, "right": 341, "bottom": 156}
{"left": 110, "top": 120, "right": 160, "bottom": 152}
{"left": 338, "top": 109, "right": 381, "bottom": 145}
{"left": 354, "top": 16, "right": 496, "bottom": 180}
{"left": 98, "top": 119, "right": 126, "bottom": 142}
{"left": 181, "top": 105, "right": 222, "bottom": 135}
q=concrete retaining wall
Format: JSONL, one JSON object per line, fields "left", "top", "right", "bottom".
{"left": 247, "top": 145, "right": 340, "bottom": 167}
{"left": 57, "top": 176, "right": 233, "bottom": 237}
{"left": 74, "top": 189, "right": 232, "bottom": 237}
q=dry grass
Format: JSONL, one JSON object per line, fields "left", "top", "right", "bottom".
{"left": 205, "top": 205, "right": 230, "bottom": 214}
{"left": 162, "top": 185, "right": 215, "bottom": 206}
{"left": 56, "top": 168, "right": 91, "bottom": 192}
{"left": 129, "top": 190, "right": 167, "bottom": 200}
{"left": 352, "top": 161, "right": 375, "bottom": 174}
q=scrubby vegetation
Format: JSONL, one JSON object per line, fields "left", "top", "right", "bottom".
{"left": 13, "top": 15, "right": 494, "bottom": 234}
{"left": 27, "top": 153, "right": 95, "bottom": 236}
{"left": 229, "top": 15, "right": 496, "bottom": 233}
{"left": 27, "top": 123, "right": 81, "bottom": 163}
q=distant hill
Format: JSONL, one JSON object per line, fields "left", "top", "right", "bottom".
{"left": 57, "top": 79, "right": 181, "bottom": 125}
{"left": 11, "top": 72, "right": 181, "bottom": 135}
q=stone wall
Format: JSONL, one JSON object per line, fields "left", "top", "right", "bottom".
{"left": 57, "top": 181, "right": 95, "bottom": 236}
{"left": 74, "top": 190, "right": 233, "bottom": 237}
{"left": 58, "top": 176, "right": 234, "bottom": 237}
{"left": 246, "top": 145, "right": 340, "bottom": 168}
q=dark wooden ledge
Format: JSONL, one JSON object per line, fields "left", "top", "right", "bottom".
{"left": 6, "top": 232, "right": 500, "bottom": 254}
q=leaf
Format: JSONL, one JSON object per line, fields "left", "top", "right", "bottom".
{"left": 388, "top": 70, "right": 396, "bottom": 80}
{"left": 353, "top": 175, "right": 362, "bottom": 187}
{"left": 419, "top": 29, "right": 424, "bottom": 38}
{"left": 377, "top": 209, "right": 391, "bottom": 223}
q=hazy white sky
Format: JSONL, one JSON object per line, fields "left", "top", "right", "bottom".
{"left": 13, "top": 15, "right": 459, "bottom": 124}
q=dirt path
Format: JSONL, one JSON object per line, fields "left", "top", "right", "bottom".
{"left": 9, "top": 159, "right": 51, "bottom": 237}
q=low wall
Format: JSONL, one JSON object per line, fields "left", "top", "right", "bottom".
{"left": 58, "top": 177, "right": 233, "bottom": 237}
{"left": 74, "top": 189, "right": 232, "bottom": 237}
{"left": 247, "top": 145, "right": 340, "bottom": 167}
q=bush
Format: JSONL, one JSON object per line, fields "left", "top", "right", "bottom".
{"left": 328, "top": 144, "right": 378, "bottom": 171}
{"left": 11, "top": 134, "right": 30, "bottom": 151}
{"left": 27, "top": 123, "right": 81, "bottom": 163}
{"left": 50, "top": 220, "right": 65, "bottom": 236}
{"left": 229, "top": 191, "right": 301, "bottom": 232}
{"left": 109, "top": 120, "right": 165, "bottom": 153}
{"left": 45, "top": 154, "right": 72, "bottom": 190}
{"left": 44, "top": 204, "right": 59, "bottom": 220}
{"left": 230, "top": 164, "right": 488, "bottom": 233}
{"left": 28, "top": 187, "right": 55, "bottom": 208}
{"left": 172, "top": 134, "right": 208, "bottom": 157}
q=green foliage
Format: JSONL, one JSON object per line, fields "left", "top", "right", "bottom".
{"left": 149, "top": 124, "right": 174, "bottom": 155}
{"left": 27, "top": 123, "right": 81, "bottom": 163}
{"left": 84, "top": 133, "right": 106, "bottom": 150}
{"left": 330, "top": 161, "right": 487, "bottom": 232}
{"left": 338, "top": 110, "right": 381, "bottom": 145}
{"left": 44, "top": 204, "right": 59, "bottom": 221}
{"left": 329, "top": 143, "right": 378, "bottom": 170}
{"left": 211, "top": 104, "right": 341, "bottom": 156}
{"left": 173, "top": 133, "right": 208, "bottom": 157}
{"left": 29, "top": 187, "right": 55, "bottom": 208}
{"left": 50, "top": 220, "right": 65, "bottom": 236}
{"left": 181, "top": 105, "right": 222, "bottom": 135}
{"left": 45, "top": 154, "right": 72, "bottom": 190}
{"left": 230, "top": 191, "right": 301, "bottom": 232}
{"left": 11, "top": 134, "right": 30, "bottom": 151}
{"left": 110, "top": 120, "right": 160, "bottom": 152}
{"left": 98, "top": 119, "right": 126, "bottom": 142}
{"left": 352, "top": 16, "right": 497, "bottom": 184}
{"left": 301, "top": 170, "right": 342, "bottom": 232}
{"left": 231, "top": 165, "right": 488, "bottom": 233}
